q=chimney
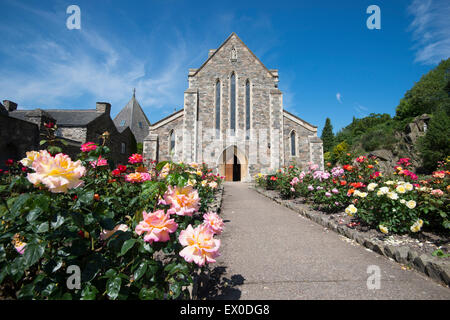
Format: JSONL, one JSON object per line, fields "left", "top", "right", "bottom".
{"left": 208, "top": 49, "right": 216, "bottom": 58}
{"left": 3, "top": 100, "right": 18, "bottom": 112}
{"left": 96, "top": 102, "right": 111, "bottom": 115}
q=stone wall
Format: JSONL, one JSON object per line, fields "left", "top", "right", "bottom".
{"left": 86, "top": 114, "right": 137, "bottom": 166}
{"left": 57, "top": 127, "right": 87, "bottom": 143}
{"left": 283, "top": 115, "right": 318, "bottom": 169}
{"left": 0, "top": 114, "right": 39, "bottom": 168}
{"left": 148, "top": 114, "right": 184, "bottom": 162}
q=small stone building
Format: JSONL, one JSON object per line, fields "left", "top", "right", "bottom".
{"left": 4, "top": 101, "right": 137, "bottom": 166}
{"left": 144, "top": 33, "right": 323, "bottom": 181}
{"left": 113, "top": 91, "right": 151, "bottom": 144}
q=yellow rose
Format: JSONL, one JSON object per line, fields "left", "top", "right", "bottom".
{"left": 406, "top": 200, "right": 416, "bottom": 209}
{"left": 379, "top": 225, "right": 388, "bottom": 234}
{"left": 345, "top": 204, "right": 357, "bottom": 216}
{"left": 410, "top": 219, "right": 423, "bottom": 233}
{"left": 396, "top": 185, "right": 406, "bottom": 194}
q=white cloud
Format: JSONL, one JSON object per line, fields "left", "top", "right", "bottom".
{"left": 354, "top": 103, "right": 368, "bottom": 117}
{"left": 0, "top": 3, "right": 194, "bottom": 120}
{"left": 407, "top": 0, "right": 450, "bottom": 64}
{"left": 336, "top": 92, "right": 342, "bottom": 103}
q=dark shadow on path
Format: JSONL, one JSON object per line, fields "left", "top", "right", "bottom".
{"left": 197, "top": 266, "right": 245, "bottom": 300}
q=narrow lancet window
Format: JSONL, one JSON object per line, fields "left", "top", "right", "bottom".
{"left": 215, "top": 80, "right": 221, "bottom": 138}
{"left": 230, "top": 73, "right": 236, "bottom": 135}
{"left": 291, "top": 131, "right": 296, "bottom": 156}
{"left": 170, "top": 130, "right": 175, "bottom": 154}
{"left": 245, "top": 80, "right": 250, "bottom": 139}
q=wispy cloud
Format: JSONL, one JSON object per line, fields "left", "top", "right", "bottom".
{"left": 407, "top": 0, "right": 450, "bottom": 64}
{"left": 353, "top": 103, "right": 368, "bottom": 117}
{"left": 336, "top": 92, "right": 342, "bottom": 103}
{"left": 0, "top": 2, "right": 196, "bottom": 119}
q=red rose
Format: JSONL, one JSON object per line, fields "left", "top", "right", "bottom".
{"left": 5, "top": 159, "right": 14, "bottom": 166}
{"left": 117, "top": 165, "right": 127, "bottom": 173}
{"left": 112, "top": 169, "right": 121, "bottom": 177}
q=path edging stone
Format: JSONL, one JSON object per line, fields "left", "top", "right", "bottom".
{"left": 251, "top": 186, "right": 450, "bottom": 288}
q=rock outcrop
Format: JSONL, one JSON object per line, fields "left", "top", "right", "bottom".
{"left": 367, "top": 114, "right": 430, "bottom": 173}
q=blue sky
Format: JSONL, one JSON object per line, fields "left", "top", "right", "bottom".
{"left": 1, "top": 0, "right": 449, "bottom": 134}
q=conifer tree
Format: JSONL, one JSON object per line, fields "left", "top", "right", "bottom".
{"left": 321, "top": 117, "right": 335, "bottom": 153}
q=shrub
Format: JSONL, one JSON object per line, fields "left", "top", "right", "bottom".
{"left": 0, "top": 143, "right": 224, "bottom": 300}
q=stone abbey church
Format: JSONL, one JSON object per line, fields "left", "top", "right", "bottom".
{"left": 142, "top": 33, "right": 323, "bottom": 181}
{"left": 0, "top": 33, "right": 323, "bottom": 181}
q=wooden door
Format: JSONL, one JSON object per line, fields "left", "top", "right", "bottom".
{"left": 225, "top": 164, "right": 233, "bottom": 181}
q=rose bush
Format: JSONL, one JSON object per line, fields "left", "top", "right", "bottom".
{"left": 0, "top": 139, "right": 224, "bottom": 299}
{"left": 256, "top": 154, "right": 449, "bottom": 235}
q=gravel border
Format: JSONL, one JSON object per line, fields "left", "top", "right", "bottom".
{"left": 188, "top": 184, "right": 225, "bottom": 299}
{"left": 252, "top": 186, "right": 450, "bottom": 288}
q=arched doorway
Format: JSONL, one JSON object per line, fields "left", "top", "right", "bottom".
{"left": 217, "top": 145, "right": 248, "bottom": 181}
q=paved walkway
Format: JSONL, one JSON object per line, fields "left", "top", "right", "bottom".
{"left": 207, "top": 182, "right": 450, "bottom": 299}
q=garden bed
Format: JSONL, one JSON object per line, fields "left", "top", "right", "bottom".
{"left": 253, "top": 186, "right": 450, "bottom": 287}
{"left": 0, "top": 134, "right": 227, "bottom": 300}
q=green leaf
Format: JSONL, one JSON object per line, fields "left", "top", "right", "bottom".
{"left": 51, "top": 215, "right": 65, "bottom": 229}
{"left": 23, "top": 242, "right": 46, "bottom": 267}
{"left": 36, "top": 222, "right": 49, "bottom": 233}
{"left": 78, "top": 190, "right": 95, "bottom": 205}
{"left": 26, "top": 208, "right": 42, "bottom": 223}
{"left": 10, "top": 194, "right": 32, "bottom": 218}
{"left": 133, "top": 261, "right": 148, "bottom": 282}
{"left": 81, "top": 254, "right": 105, "bottom": 282}
{"left": 156, "top": 161, "right": 169, "bottom": 172}
{"left": 61, "top": 292, "right": 72, "bottom": 300}
{"left": 139, "top": 287, "right": 159, "bottom": 300}
{"left": 119, "top": 239, "right": 136, "bottom": 257}
{"left": 81, "top": 284, "right": 99, "bottom": 300}
{"left": 106, "top": 276, "right": 122, "bottom": 300}
{"left": 39, "top": 140, "right": 47, "bottom": 146}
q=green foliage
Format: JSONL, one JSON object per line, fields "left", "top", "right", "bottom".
{"left": 320, "top": 118, "right": 335, "bottom": 153}
{"left": 136, "top": 143, "right": 143, "bottom": 154}
{"left": 395, "top": 58, "right": 450, "bottom": 120}
{"left": 331, "top": 141, "right": 349, "bottom": 164}
{"left": 418, "top": 109, "right": 450, "bottom": 172}
{"left": 0, "top": 145, "right": 223, "bottom": 300}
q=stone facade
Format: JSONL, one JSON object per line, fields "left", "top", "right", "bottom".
{"left": 143, "top": 33, "right": 324, "bottom": 180}
{"left": 4, "top": 100, "right": 137, "bottom": 166}
{"left": 0, "top": 101, "right": 40, "bottom": 169}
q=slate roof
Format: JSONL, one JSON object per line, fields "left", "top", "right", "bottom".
{"left": 9, "top": 109, "right": 103, "bottom": 127}
{"left": 113, "top": 93, "right": 151, "bottom": 143}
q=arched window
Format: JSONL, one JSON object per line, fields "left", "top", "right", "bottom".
{"left": 215, "top": 80, "right": 220, "bottom": 138}
{"left": 169, "top": 130, "right": 175, "bottom": 154}
{"left": 290, "top": 131, "right": 296, "bottom": 156}
{"left": 230, "top": 72, "right": 236, "bottom": 135}
{"left": 245, "top": 79, "right": 250, "bottom": 139}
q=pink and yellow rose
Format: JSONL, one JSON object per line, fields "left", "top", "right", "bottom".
{"left": 163, "top": 185, "right": 200, "bottom": 216}
{"left": 135, "top": 210, "right": 178, "bottom": 244}
{"left": 27, "top": 152, "right": 86, "bottom": 193}
{"left": 202, "top": 212, "right": 224, "bottom": 235}
{"left": 179, "top": 224, "right": 220, "bottom": 266}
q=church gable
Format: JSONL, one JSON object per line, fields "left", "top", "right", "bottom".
{"left": 192, "top": 33, "right": 277, "bottom": 81}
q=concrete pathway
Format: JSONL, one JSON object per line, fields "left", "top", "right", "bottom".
{"left": 206, "top": 182, "right": 450, "bottom": 300}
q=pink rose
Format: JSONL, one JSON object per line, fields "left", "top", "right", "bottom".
{"left": 179, "top": 224, "right": 220, "bottom": 267}
{"left": 135, "top": 210, "right": 178, "bottom": 244}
